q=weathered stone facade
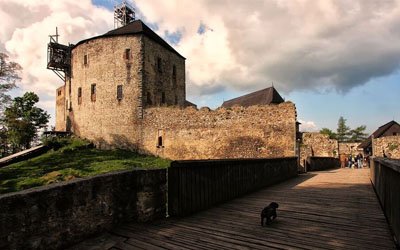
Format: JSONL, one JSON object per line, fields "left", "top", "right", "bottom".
{"left": 299, "top": 132, "right": 338, "bottom": 171}
{"left": 141, "top": 102, "right": 297, "bottom": 160}
{"left": 338, "top": 142, "right": 362, "bottom": 156}
{"left": 55, "top": 21, "right": 298, "bottom": 160}
{"left": 0, "top": 169, "right": 166, "bottom": 249}
{"left": 373, "top": 135, "right": 400, "bottom": 159}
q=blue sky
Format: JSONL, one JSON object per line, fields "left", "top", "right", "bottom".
{"left": 1, "top": 0, "right": 399, "bottom": 135}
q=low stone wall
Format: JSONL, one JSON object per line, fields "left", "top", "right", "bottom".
{"left": 0, "top": 169, "right": 166, "bottom": 250}
{"left": 306, "top": 157, "right": 340, "bottom": 171}
{"left": 370, "top": 158, "right": 400, "bottom": 246}
{"left": 0, "top": 145, "right": 49, "bottom": 168}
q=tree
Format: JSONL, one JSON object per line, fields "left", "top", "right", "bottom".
{"left": 3, "top": 92, "right": 49, "bottom": 152}
{"left": 349, "top": 125, "right": 368, "bottom": 142}
{"left": 320, "top": 128, "right": 337, "bottom": 139}
{"left": 336, "top": 116, "right": 350, "bottom": 142}
{"left": 0, "top": 52, "right": 21, "bottom": 115}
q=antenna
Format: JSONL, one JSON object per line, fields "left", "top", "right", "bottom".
{"left": 114, "top": 1, "right": 135, "bottom": 28}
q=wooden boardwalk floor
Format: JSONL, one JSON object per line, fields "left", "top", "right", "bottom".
{"left": 74, "top": 168, "right": 396, "bottom": 249}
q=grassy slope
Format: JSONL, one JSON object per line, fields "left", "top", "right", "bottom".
{"left": 0, "top": 139, "right": 170, "bottom": 194}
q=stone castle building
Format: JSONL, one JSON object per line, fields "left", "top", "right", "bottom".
{"left": 54, "top": 19, "right": 299, "bottom": 160}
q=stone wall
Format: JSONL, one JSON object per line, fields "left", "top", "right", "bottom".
{"left": 338, "top": 142, "right": 362, "bottom": 155}
{"left": 373, "top": 135, "right": 400, "bottom": 159}
{"left": 141, "top": 102, "right": 297, "bottom": 160}
{"left": 0, "top": 169, "right": 166, "bottom": 250}
{"left": 142, "top": 36, "right": 186, "bottom": 107}
{"left": 57, "top": 34, "right": 187, "bottom": 150}
{"left": 67, "top": 36, "right": 144, "bottom": 150}
{"left": 299, "top": 132, "right": 338, "bottom": 171}
{"left": 55, "top": 85, "right": 66, "bottom": 131}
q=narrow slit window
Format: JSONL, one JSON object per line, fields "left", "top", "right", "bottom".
{"left": 117, "top": 85, "right": 123, "bottom": 100}
{"left": 78, "top": 87, "right": 82, "bottom": 105}
{"left": 125, "top": 48, "right": 130, "bottom": 60}
{"left": 157, "top": 57, "right": 162, "bottom": 72}
{"left": 161, "top": 92, "right": 166, "bottom": 104}
{"left": 91, "top": 84, "right": 96, "bottom": 102}
{"left": 84, "top": 54, "right": 88, "bottom": 65}
{"left": 157, "top": 136, "right": 163, "bottom": 147}
{"left": 147, "top": 92, "right": 152, "bottom": 105}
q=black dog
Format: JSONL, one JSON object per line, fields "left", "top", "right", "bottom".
{"left": 260, "top": 202, "right": 279, "bottom": 226}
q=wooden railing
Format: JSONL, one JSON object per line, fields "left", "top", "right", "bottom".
{"left": 370, "top": 157, "right": 400, "bottom": 246}
{"left": 168, "top": 157, "right": 298, "bottom": 217}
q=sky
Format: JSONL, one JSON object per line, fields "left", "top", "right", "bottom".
{"left": 1, "top": 0, "right": 399, "bottom": 134}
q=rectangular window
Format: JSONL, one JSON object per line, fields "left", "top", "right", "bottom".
{"left": 161, "top": 92, "right": 165, "bottom": 104}
{"left": 84, "top": 54, "right": 88, "bottom": 65}
{"left": 58, "top": 90, "right": 62, "bottom": 96}
{"left": 78, "top": 87, "right": 82, "bottom": 105}
{"left": 91, "top": 84, "right": 96, "bottom": 102}
{"left": 117, "top": 85, "right": 123, "bottom": 100}
{"left": 157, "top": 57, "right": 162, "bottom": 72}
{"left": 125, "top": 48, "right": 131, "bottom": 60}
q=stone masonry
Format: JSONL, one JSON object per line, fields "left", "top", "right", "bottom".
{"left": 141, "top": 102, "right": 297, "bottom": 160}
{"left": 55, "top": 20, "right": 298, "bottom": 160}
{"left": 373, "top": 135, "right": 400, "bottom": 159}
{"left": 299, "top": 132, "right": 338, "bottom": 170}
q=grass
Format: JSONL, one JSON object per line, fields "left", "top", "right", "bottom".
{"left": 0, "top": 138, "right": 171, "bottom": 194}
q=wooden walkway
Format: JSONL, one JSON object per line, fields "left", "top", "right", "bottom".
{"left": 74, "top": 168, "right": 396, "bottom": 249}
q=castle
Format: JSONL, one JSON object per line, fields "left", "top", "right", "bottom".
{"left": 50, "top": 8, "right": 299, "bottom": 160}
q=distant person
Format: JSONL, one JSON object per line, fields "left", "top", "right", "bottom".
{"left": 348, "top": 154, "right": 352, "bottom": 168}
{"left": 340, "top": 154, "right": 346, "bottom": 168}
{"left": 366, "top": 154, "right": 370, "bottom": 168}
{"left": 357, "top": 153, "right": 363, "bottom": 169}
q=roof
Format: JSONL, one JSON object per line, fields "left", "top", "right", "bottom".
{"left": 358, "top": 120, "right": 400, "bottom": 149}
{"left": 74, "top": 20, "right": 185, "bottom": 59}
{"left": 221, "top": 86, "right": 284, "bottom": 108}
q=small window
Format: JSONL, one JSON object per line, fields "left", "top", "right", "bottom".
{"left": 57, "top": 90, "right": 62, "bottom": 96}
{"left": 157, "top": 130, "right": 164, "bottom": 148}
{"left": 125, "top": 48, "right": 130, "bottom": 60}
{"left": 157, "top": 136, "right": 163, "bottom": 147}
{"left": 147, "top": 92, "right": 152, "bottom": 105}
{"left": 394, "top": 132, "right": 398, "bottom": 136}
{"left": 117, "top": 85, "right": 123, "bottom": 100}
{"left": 161, "top": 92, "right": 166, "bottom": 104}
{"left": 157, "top": 57, "right": 162, "bottom": 72}
{"left": 91, "top": 84, "right": 96, "bottom": 102}
{"left": 172, "top": 65, "right": 176, "bottom": 78}
{"left": 84, "top": 54, "right": 88, "bottom": 65}
{"left": 78, "top": 87, "right": 82, "bottom": 105}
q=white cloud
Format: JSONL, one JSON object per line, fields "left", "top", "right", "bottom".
{"left": 298, "top": 119, "right": 318, "bottom": 132}
{"left": 0, "top": 0, "right": 112, "bottom": 126}
{"left": 135, "top": 0, "right": 400, "bottom": 96}
{"left": 2, "top": 0, "right": 400, "bottom": 126}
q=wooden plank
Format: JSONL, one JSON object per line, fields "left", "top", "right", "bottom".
{"left": 74, "top": 168, "right": 396, "bottom": 249}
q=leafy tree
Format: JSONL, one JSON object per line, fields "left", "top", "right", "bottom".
{"left": 3, "top": 92, "right": 49, "bottom": 152}
{"left": 0, "top": 52, "right": 21, "bottom": 116}
{"left": 349, "top": 125, "right": 368, "bottom": 142}
{"left": 336, "top": 116, "right": 350, "bottom": 142}
{"left": 320, "top": 128, "right": 337, "bottom": 139}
